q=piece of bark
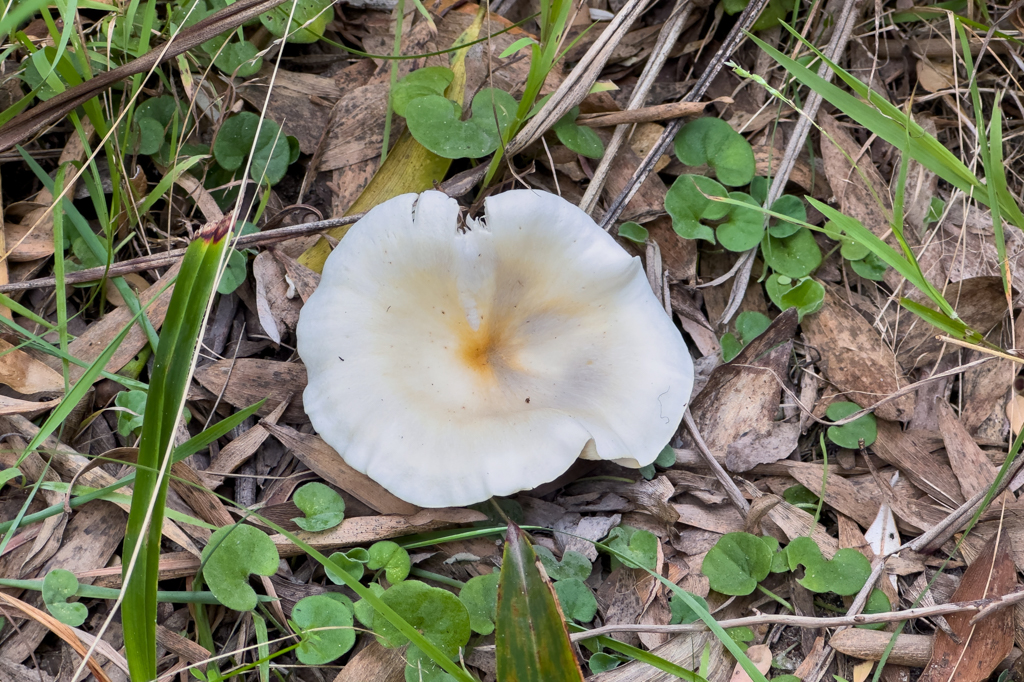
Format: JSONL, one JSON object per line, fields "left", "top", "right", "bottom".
{"left": 332, "top": 641, "right": 406, "bottom": 682}
{"left": 936, "top": 398, "right": 1010, "bottom": 501}
{"left": 778, "top": 461, "right": 880, "bottom": 529}
{"left": 918, "top": 534, "right": 1017, "bottom": 682}
{"left": 830, "top": 630, "right": 935, "bottom": 666}
{"left": 873, "top": 421, "right": 964, "bottom": 508}
{"left": 801, "top": 285, "right": 914, "bottom": 421}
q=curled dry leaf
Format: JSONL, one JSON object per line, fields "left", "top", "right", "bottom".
{"left": 728, "top": 644, "right": 772, "bottom": 682}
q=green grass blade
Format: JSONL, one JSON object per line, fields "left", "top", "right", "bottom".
{"left": 569, "top": 625, "right": 705, "bottom": 681}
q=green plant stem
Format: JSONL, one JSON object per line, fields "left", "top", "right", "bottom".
{"left": 755, "top": 584, "right": 794, "bottom": 613}
{"left": 0, "top": 578, "right": 274, "bottom": 605}
{"left": 408, "top": 568, "right": 466, "bottom": 589}
{"left": 380, "top": 0, "right": 406, "bottom": 165}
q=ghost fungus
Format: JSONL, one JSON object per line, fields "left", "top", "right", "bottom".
{"left": 296, "top": 190, "right": 693, "bottom": 507}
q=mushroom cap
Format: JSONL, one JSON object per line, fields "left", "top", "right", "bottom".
{"left": 297, "top": 190, "right": 693, "bottom": 507}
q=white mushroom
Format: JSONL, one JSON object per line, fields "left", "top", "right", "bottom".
{"left": 296, "top": 190, "right": 693, "bottom": 508}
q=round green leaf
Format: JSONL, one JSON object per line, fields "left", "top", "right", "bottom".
{"left": 214, "top": 112, "right": 258, "bottom": 171}
{"left": 617, "top": 221, "right": 649, "bottom": 244}
{"left": 535, "top": 546, "right": 593, "bottom": 582}
{"left": 851, "top": 251, "right": 887, "bottom": 281}
{"left": 768, "top": 194, "right": 806, "bottom": 238}
{"left": 669, "top": 590, "right": 708, "bottom": 625}
{"left": 373, "top": 580, "right": 471, "bottom": 659}
{"left": 735, "top": 310, "right": 771, "bottom": 344}
{"left": 202, "top": 525, "right": 280, "bottom": 611}
{"left": 553, "top": 578, "right": 598, "bottom": 622}
{"left": 785, "top": 536, "right": 871, "bottom": 595}
{"left": 291, "top": 481, "right": 346, "bottom": 532}
{"left": 405, "top": 95, "right": 499, "bottom": 159}
{"left": 42, "top": 569, "right": 87, "bottom": 627}
{"left": 589, "top": 652, "right": 626, "bottom": 674}
{"left": 674, "top": 117, "right": 755, "bottom": 187}
{"left": 367, "top": 540, "right": 411, "bottom": 583}
{"left": 260, "top": 0, "right": 332, "bottom": 43}
{"left": 716, "top": 192, "right": 762, "bottom": 251}
{"left": 826, "top": 401, "right": 877, "bottom": 449}
{"left": 326, "top": 548, "right": 369, "bottom": 584}
{"left": 392, "top": 67, "right": 454, "bottom": 117}
{"left": 553, "top": 106, "right": 604, "bottom": 159}
{"left": 459, "top": 571, "right": 499, "bottom": 635}
{"left": 857, "top": 589, "right": 892, "bottom": 630}
{"left": 114, "top": 389, "right": 147, "bottom": 436}
{"left": 721, "top": 332, "right": 743, "bottom": 362}
{"left": 701, "top": 532, "right": 772, "bottom": 595}
{"left": 137, "top": 117, "right": 167, "bottom": 156}
{"left": 214, "top": 40, "right": 262, "bottom": 78}
{"left": 250, "top": 118, "right": 292, "bottom": 185}
{"left": 765, "top": 274, "right": 824, "bottom": 321}
{"left": 783, "top": 484, "right": 819, "bottom": 508}
{"left": 665, "top": 174, "right": 729, "bottom": 242}
{"left": 292, "top": 594, "right": 356, "bottom": 664}
{"left": 761, "top": 227, "right": 822, "bottom": 278}
{"left": 216, "top": 249, "right": 247, "bottom": 295}
{"left": 353, "top": 581, "right": 385, "bottom": 627}
{"left": 604, "top": 526, "right": 658, "bottom": 571}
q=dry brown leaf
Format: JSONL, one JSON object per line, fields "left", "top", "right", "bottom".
{"left": 252, "top": 251, "right": 301, "bottom": 344}
{"left": 936, "top": 399, "right": 1008, "bottom": 501}
{"left": 918, "top": 534, "right": 1016, "bottom": 682}
{"left": 725, "top": 420, "right": 800, "bottom": 472}
{"left": 801, "top": 285, "right": 915, "bottom": 421}
{"left": 728, "top": 645, "right": 772, "bottom": 682}
{"left": 0, "top": 338, "right": 64, "bottom": 394}
{"left": 873, "top": 421, "right": 964, "bottom": 508}
{"left": 331, "top": 641, "right": 407, "bottom": 682}
{"left": 819, "top": 111, "right": 891, "bottom": 239}
{"left": 916, "top": 60, "right": 955, "bottom": 92}
{"left": 193, "top": 359, "right": 307, "bottom": 422}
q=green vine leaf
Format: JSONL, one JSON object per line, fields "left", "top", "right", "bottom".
{"left": 765, "top": 274, "right": 824, "bottom": 321}
{"left": 291, "top": 482, "right": 346, "bottom": 532}
{"left": 553, "top": 107, "right": 604, "bottom": 159}
{"left": 785, "top": 536, "right": 871, "bottom": 595}
{"left": 368, "top": 541, "right": 411, "bottom": 583}
{"left": 326, "top": 548, "right": 369, "bottom": 584}
{"left": 761, "top": 227, "right": 822, "bottom": 279}
{"left": 717, "top": 192, "right": 764, "bottom": 252}
{"left": 373, "top": 580, "right": 471, "bottom": 660}
{"left": 603, "top": 526, "right": 658, "bottom": 572}
{"left": 459, "top": 571, "right": 500, "bottom": 635}
{"left": 665, "top": 174, "right": 729, "bottom": 242}
{"left": 404, "top": 88, "right": 517, "bottom": 160}
{"left": 392, "top": 67, "right": 454, "bottom": 117}
{"left": 260, "top": 0, "right": 332, "bottom": 43}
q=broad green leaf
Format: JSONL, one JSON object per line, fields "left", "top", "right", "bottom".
{"left": 761, "top": 227, "right": 821, "bottom": 278}
{"left": 217, "top": 249, "right": 247, "bottom": 295}
{"left": 42, "top": 569, "right": 87, "bottom": 626}
{"left": 721, "top": 333, "right": 743, "bottom": 362}
{"left": 291, "top": 482, "right": 345, "bottom": 532}
{"left": 604, "top": 526, "right": 658, "bottom": 571}
{"left": 260, "top": 0, "right": 332, "bottom": 43}
{"left": 202, "top": 525, "right": 280, "bottom": 611}
{"left": 735, "top": 311, "right": 771, "bottom": 344}
{"left": 405, "top": 87, "right": 517, "bottom": 160}
{"left": 617, "top": 221, "right": 648, "bottom": 243}
{"left": 292, "top": 594, "right": 356, "bottom": 664}
{"left": 368, "top": 541, "right": 411, "bottom": 583}
{"left": 553, "top": 106, "right": 604, "bottom": 159}
{"left": 783, "top": 485, "right": 818, "bottom": 508}
{"left": 114, "top": 389, "right": 147, "bottom": 436}
{"left": 765, "top": 275, "right": 824, "bottom": 321}
{"left": 785, "top": 537, "right": 871, "bottom": 595}
{"left": 496, "top": 523, "right": 585, "bottom": 682}
{"left": 589, "top": 653, "right": 626, "bottom": 674}
{"left": 825, "top": 401, "right": 877, "bottom": 449}
{"left": 760, "top": 536, "right": 789, "bottom": 573}
{"left": 850, "top": 252, "right": 887, "bottom": 281}
{"left": 674, "top": 117, "right": 755, "bottom": 187}
{"left": 214, "top": 40, "right": 262, "bottom": 77}
{"left": 352, "top": 582, "right": 386, "bottom": 627}
{"left": 393, "top": 67, "right": 455, "bottom": 117}
{"left": 669, "top": 590, "right": 708, "bottom": 625}
{"left": 325, "top": 548, "right": 369, "bottom": 583}
{"left": 373, "top": 580, "right": 471, "bottom": 659}
{"left": 459, "top": 571, "right": 500, "bottom": 635}
{"left": 701, "top": 532, "right": 771, "bottom": 595}
{"left": 535, "top": 546, "right": 593, "bottom": 582}
{"left": 553, "top": 578, "right": 598, "bottom": 623}
{"left": 717, "top": 192, "right": 764, "bottom": 252}
{"left": 768, "top": 195, "right": 806, "bottom": 238}
{"left": 665, "top": 174, "right": 729, "bottom": 242}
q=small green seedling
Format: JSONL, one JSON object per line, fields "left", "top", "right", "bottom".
{"left": 765, "top": 274, "right": 824, "bottom": 321}
{"left": 42, "top": 569, "right": 87, "bottom": 626}
{"left": 701, "top": 532, "right": 772, "bottom": 595}
{"left": 535, "top": 546, "right": 598, "bottom": 622}
{"left": 325, "top": 548, "right": 369, "bottom": 583}
{"left": 115, "top": 389, "right": 148, "bottom": 436}
{"left": 213, "top": 112, "right": 299, "bottom": 186}
{"left": 291, "top": 482, "right": 346, "bottom": 532}
{"left": 665, "top": 174, "right": 729, "bottom": 242}
{"left": 785, "top": 536, "right": 871, "bottom": 596}
{"left": 720, "top": 310, "right": 772, "bottom": 362}
{"left": 822, "top": 222, "right": 887, "bottom": 281}
{"left": 291, "top": 593, "right": 356, "bottom": 664}
{"left": 674, "top": 117, "right": 755, "bottom": 187}
{"left": 367, "top": 541, "right": 411, "bottom": 583}
{"left": 372, "top": 580, "right": 471, "bottom": 673}
{"left": 603, "top": 525, "right": 659, "bottom": 571}
{"left": 459, "top": 571, "right": 500, "bottom": 635}
{"left": 825, "top": 401, "right": 877, "bottom": 449}
{"left": 553, "top": 107, "right": 604, "bottom": 159}
{"left": 761, "top": 228, "right": 822, "bottom": 279}
{"left": 202, "top": 525, "right": 280, "bottom": 611}
{"left": 617, "top": 221, "right": 649, "bottom": 244}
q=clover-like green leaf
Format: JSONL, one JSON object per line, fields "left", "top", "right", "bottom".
{"left": 589, "top": 652, "right": 627, "bottom": 674}
{"left": 405, "top": 88, "right": 517, "bottom": 160}
{"left": 260, "top": 0, "right": 332, "bottom": 43}
{"left": 669, "top": 590, "right": 708, "bottom": 625}
{"left": 535, "top": 546, "right": 593, "bottom": 582}
{"left": 857, "top": 589, "right": 892, "bottom": 630}
{"left": 353, "top": 581, "right": 385, "bottom": 627}
{"left": 702, "top": 532, "right": 772, "bottom": 596}
{"left": 761, "top": 227, "right": 822, "bottom": 279}
{"left": 392, "top": 67, "right": 454, "bottom": 117}
{"left": 720, "top": 333, "right": 743, "bottom": 363}
{"left": 115, "top": 389, "right": 148, "bottom": 436}
{"left": 674, "top": 117, "right": 755, "bottom": 187}
{"left": 785, "top": 536, "right": 871, "bottom": 595}
{"left": 217, "top": 249, "right": 248, "bottom": 295}
{"left": 851, "top": 252, "right": 887, "bottom": 281}
{"left": 291, "top": 481, "right": 345, "bottom": 532}
{"left": 718, "top": 192, "right": 764, "bottom": 252}
{"left": 768, "top": 195, "right": 807, "bottom": 238}
{"left": 617, "top": 221, "right": 649, "bottom": 244}
{"left": 202, "top": 525, "right": 280, "bottom": 611}
{"left": 326, "top": 548, "right": 369, "bottom": 584}
{"left": 292, "top": 593, "right": 356, "bottom": 664}
{"left": 825, "top": 401, "right": 877, "bottom": 449}
{"left": 765, "top": 274, "right": 824, "bottom": 321}
{"left": 459, "top": 571, "right": 499, "bottom": 635}
{"left": 213, "top": 40, "right": 262, "bottom": 78}
{"left": 783, "top": 484, "right": 819, "bottom": 509}
{"left": 665, "top": 174, "right": 729, "bottom": 242}
{"left": 367, "top": 540, "right": 411, "bottom": 583}
{"left": 553, "top": 578, "right": 598, "bottom": 623}
{"left": 553, "top": 106, "right": 604, "bottom": 159}
{"left": 722, "top": 311, "right": 771, "bottom": 361}
{"left": 213, "top": 112, "right": 292, "bottom": 185}
{"left": 373, "top": 580, "right": 471, "bottom": 659}
{"left": 604, "top": 525, "right": 658, "bottom": 571}
{"left": 42, "top": 569, "right": 87, "bottom": 626}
